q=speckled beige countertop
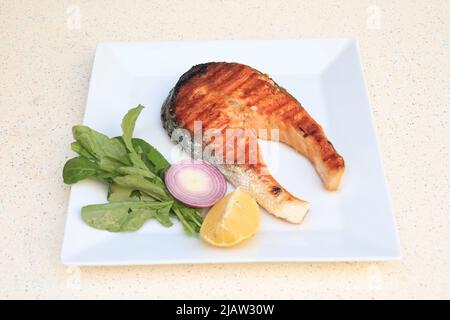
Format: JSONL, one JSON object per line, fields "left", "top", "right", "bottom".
{"left": 0, "top": 0, "right": 449, "bottom": 299}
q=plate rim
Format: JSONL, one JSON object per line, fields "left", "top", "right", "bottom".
{"left": 61, "top": 38, "right": 401, "bottom": 265}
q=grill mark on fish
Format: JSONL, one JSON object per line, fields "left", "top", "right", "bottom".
{"left": 296, "top": 115, "right": 311, "bottom": 133}
{"left": 246, "top": 92, "right": 271, "bottom": 107}
{"left": 195, "top": 63, "right": 228, "bottom": 85}
{"left": 233, "top": 72, "right": 260, "bottom": 95}
{"left": 210, "top": 64, "right": 241, "bottom": 88}
{"left": 238, "top": 77, "right": 263, "bottom": 97}
{"left": 215, "top": 65, "right": 246, "bottom": 91}
{"left": 242, "top": 79, "right": 267, "bottom": 97}
{"left": 244, "top": 79, "right": 266, "bottom": 99}
{"left": 299, "top": 126, "right": 308, "bottom": 138}
{"left": 222, "top": 69, "right": 256, "bottom": 95}
{"left": 279, "top": 104, "right": 299, "bottom": 120}
{"left": 177, "top": 64, "right": 227, "bottom": 101}
{"left": 259, "top": 96, "right": 291, "bottom": 115}
{"left": 271, "top": 186, "right": 282, "bottom": 196}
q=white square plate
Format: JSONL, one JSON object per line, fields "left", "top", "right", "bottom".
{"left": 61, "top": 39, "right": 400, "bottom": 265}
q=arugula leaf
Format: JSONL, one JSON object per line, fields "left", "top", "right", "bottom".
{"left": 71, "top": 141, "right": 96, "bottom": 160}
{"left": 72, "top": 125, "right": 129, "bottom": 165}
{"left": 121, "top": 104, "right": 144, "bottom": 152}
{"left": 97, "top": 157, "right": 124, "bottom": 173}
{"left": 113, "top": 137, "right": 169, "bottom": 179}
{"left": 81, "top": 200, "right": 173, "bottom": 232}
{"left": 107, "top": 183, "right": 156, "bottom": 202}
{"left": 132, "top": 138, "right": 170, "bottom": 179}
{"left": 71, "top": 140, "right": 123, "bottom": 173}
{"left": 107, "top": 183, "right": 138, "bottom": 202}
{"left": 172, "top": 202, "right": 203, "bottom": 235}
{"left": 116, "top": 165, "right": 157, "bottom": 180}
{"left": 63, "top": 156, "right": 111, "bottom": 184}
{"left": 120, "top": 105, "right": 157, "bottom": 175}
{"left": 131, "top": 190, "right": 155, "bottom": 201}
{"left": 113, "top": 175, "right": 169, "bottom": 201}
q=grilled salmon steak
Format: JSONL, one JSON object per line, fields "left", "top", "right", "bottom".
{"left": 162, "top": 62, "right": 345, "bottom": 223}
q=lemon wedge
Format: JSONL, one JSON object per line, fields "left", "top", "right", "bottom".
{"left": 200, "top": 187, "right": 260, "bottom": 247}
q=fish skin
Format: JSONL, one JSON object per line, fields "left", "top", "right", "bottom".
{"left": 161, "top": 62, "right": 345, "bottom": 223}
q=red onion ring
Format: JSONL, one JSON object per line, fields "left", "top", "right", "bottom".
{"left": 165, "top": 160, "right": 227, "bottom": 208}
